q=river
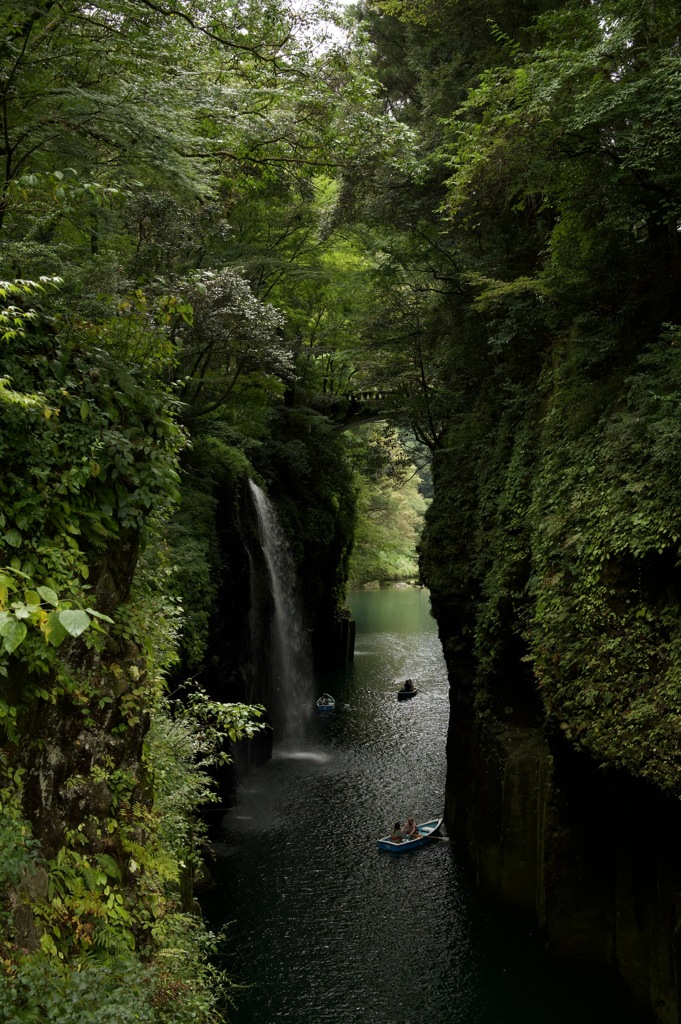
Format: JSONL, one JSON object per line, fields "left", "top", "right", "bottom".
{"left": 203, "top": 587, "right": 649, "bottom": 1024}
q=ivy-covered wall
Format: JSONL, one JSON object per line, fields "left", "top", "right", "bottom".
{"left": 421, "top": 321, "right": 681, "bottom": 1020}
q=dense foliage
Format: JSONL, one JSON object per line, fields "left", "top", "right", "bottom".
{"left": 346, "top": 426, "right": 429, "bottom": 587}
{"left": 3, "top": 0, "right": 681, "bottom": 1016}
{"left": 0, "top": 0, "right": 406, "bottom": 1017}
{"left": 363, "top": 0, "right": 681, "bottom": 791}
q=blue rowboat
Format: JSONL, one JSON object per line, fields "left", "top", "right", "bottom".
{"left": 316, "top": 694, "right": 335, "bottom": 713}
{"left": 377, "top": 817, "right": 443, "bottom": 852}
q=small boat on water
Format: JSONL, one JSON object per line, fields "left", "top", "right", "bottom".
{"left": 397, "top": 678, "right": 417, "bottom": 700}
{"left": 397, "top": 686, "right": 418, "bottom": 700}
{"left": 316, "top": 693, "right": 335, "bottom": 713}
{"left": 377, "top": 817, "right": 443, "bottom": 852}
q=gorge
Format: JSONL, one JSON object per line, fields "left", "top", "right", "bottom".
{"left": 1, "top": 0, "right": 681, "bottom": 1022}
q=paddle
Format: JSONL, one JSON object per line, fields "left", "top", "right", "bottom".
{"left": 401, "top": 833, "right": 449, "bottom": 844}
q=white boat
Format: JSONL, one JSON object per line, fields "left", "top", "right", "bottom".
{"left": 377, "top": 817, "right": 443, "bottom": 852}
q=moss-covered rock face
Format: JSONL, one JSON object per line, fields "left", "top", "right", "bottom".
{"left": 421, "top": 323, "right": 681, "bottom": 1020}
{"left": 443, "top": 702, "right": 681, "bottom": 1023}
{"left": 422, "top": 326, "right": 681, "bottom": 794}
{"left": 528, "top": 337, "right": 681, "bottom": 791}
{"left": 0, "top": 313, "right": 177, "bottom": 870}
{"left": 8, "top": 538, "right": 152, "bottom": 904}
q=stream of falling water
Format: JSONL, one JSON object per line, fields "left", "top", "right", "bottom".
{"left": 248, "top": 480, "right": 315, "bottom": 744}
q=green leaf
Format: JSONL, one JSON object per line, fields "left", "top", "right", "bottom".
{"left": 37, "top": 585, "right": 59, "bottom": 606}
{"left": 85, "top": 607, "right": 114, "bottom": 624}
{"left": 40, "top": 932, "right": 58, "bottom": 956}
{"left": 3, "top": 529, "right": 22, "bottom": 547}
{"left": 58, "top": 609, "right": 91, "bottom": 637}
{"left": 0, "top": 618, "right": 27, "bottom": 653}
{"left": 44, "top": 612, "right": 68, "bottom": 647}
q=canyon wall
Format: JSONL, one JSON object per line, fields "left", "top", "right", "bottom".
{"left": 442, "top": 690, "right": 681, "bottom": 1022}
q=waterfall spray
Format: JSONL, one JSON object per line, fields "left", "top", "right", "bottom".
{"left": 248, "top": 480, "right": 315, "bottom": 745}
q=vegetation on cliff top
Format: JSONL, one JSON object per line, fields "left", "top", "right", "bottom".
{"left": 3, "top": 0, "right": 681, "bottom": 1018}
{"left": 364, "top": 0, "right": 681, "bottom": 791}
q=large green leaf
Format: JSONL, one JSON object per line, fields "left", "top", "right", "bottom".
{"left": 0, "top": 617, "right": 27, "bottom": 653}
{"left": 57, "top": 609, "right": 91, "bottom": 638}
{"left": 44, "top": 611, "right": 68, "bottom": 648}
{"left": 37, "top": 585, "right": 59, "bottom": 607}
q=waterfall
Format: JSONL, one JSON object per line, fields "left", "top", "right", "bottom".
{"left": 248, "top": 480, "right": 315, "bottom": 745}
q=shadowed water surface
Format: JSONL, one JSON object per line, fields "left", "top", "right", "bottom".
{"left": 204, "top": 588, "right": 649, "bottom": 1024}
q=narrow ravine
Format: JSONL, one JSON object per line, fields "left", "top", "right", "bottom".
{"left": 203, "top": 588, "right": 649, "bottom": 1024}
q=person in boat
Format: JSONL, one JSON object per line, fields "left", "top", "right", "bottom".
{"left": 403, "top": 816, "right": 420, "bottom": 839}
{"left": 390, "top": 822, "right": 403, "bottom": 842}
{"left": 318, "top": 693, "right": 333, "bottom": 705}
{"left": 402, "top": 679, "right": 414, "bottom": 692}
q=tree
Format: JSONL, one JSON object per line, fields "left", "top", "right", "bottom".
{"left": 347, "top": 425, "right": 429, "bottom": 586}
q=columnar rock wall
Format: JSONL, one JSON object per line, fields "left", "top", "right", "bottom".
{"left": 445, "top": 704, "right": 681, "bottom": 1022}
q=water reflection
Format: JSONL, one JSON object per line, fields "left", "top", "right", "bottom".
{"left": 203, "top": 588, "right": 649, "bottom": 1024}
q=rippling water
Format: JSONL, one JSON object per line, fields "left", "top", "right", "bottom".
{"left": 204, "top": 588, "right": 649, "bottom": 1024}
